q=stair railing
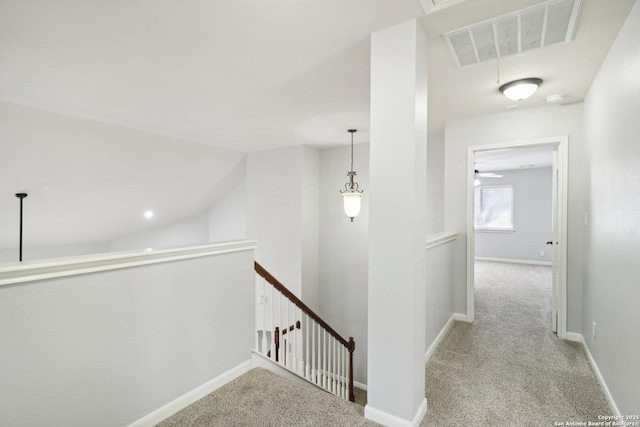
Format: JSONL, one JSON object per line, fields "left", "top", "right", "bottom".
{"left": 254, "top": 262, "right": 355, "bottom": 402}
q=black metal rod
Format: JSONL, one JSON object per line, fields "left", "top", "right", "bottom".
{"left": 15, "top": 193, "right": 28, "bottom": 262}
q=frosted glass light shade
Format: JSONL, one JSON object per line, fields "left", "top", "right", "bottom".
{"left": 499, "top": 78, "right": 542, "bottom": 101}
{"left": 341, "top": 192, "right": 362, "bottom": 221}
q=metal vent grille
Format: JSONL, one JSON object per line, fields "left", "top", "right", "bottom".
{"left": 443, "top": 0, "right": 582, "bottom": 68}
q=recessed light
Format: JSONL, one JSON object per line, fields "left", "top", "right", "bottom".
{"left": 146, "top": 248, "right": 153, "bottom": 252}
{"left": 143, "top": 210, "right": 154, "bottom": 219}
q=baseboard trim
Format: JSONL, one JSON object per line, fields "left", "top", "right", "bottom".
{"left": 564, "top": 333, "right": 620, "bottom": 417}
{"left": 564, "top": 332, "right": 582, "bottom": 343}
{"left": 127, "top": 360, "right": 252, "bottom": 427}
{"left": 365, "top": 398, "right": 427, "bottom": 427}
{"left": 354, "top": 381, "right": 368, "bottom": 391}
{"left": 452, "top": 312, "right": 468, "bottom": 322}
{"left": 475, "top": 257, "right": 552, "bottom": 266}
{"left": 425, "top": 313, "right": 457, "bottom": 363}
{"left": 413, "top": 398, "right": 428, "bottom": 426}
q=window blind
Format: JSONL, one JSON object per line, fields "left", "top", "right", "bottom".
{"left": 474, "top": 185, "right": 514, "bottom": 230}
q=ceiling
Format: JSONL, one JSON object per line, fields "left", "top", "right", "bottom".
{"left": 421, "top": 0, "right": 636, "bottom": 135}
{"left": 0, "top": 0, "right": 636, "bottom": 251}
{"left": 475, "top": 145, "right": 554, "bottom": 172}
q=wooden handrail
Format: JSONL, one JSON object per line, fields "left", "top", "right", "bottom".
{"left": 255, "top": 262, "right": 350, "bottom": 348}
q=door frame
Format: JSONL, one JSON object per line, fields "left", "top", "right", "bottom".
{"left": 466, "top": 136, "right": 569, "bottom": 339}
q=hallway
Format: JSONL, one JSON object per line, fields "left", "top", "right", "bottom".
{"left": 423, "top": 261, "right": 610, "bottom": 426}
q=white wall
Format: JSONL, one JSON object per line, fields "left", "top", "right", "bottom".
{"left": 425, "top": 238, "right": 455, "bottom": 350}
{"left": 582, "top": 1, "right": 640, "bottom": 415}
{"left": 0, "top": 242, "right": 109, "bottom": 264}
{"left": 475, "top": 168, "right": 552, "bottom": 263}
{"left": 109, "top": 213, "right": 209, "bottom": 252}
{"left": 444, "top": 103, "right": 585, "bottom": 332}
{"left": 318, "top": 144, "right": 369, "bottom": 385}
{"left": 246, "top": 146, "right": 320, "bottom": 299}
{"left": 208, "top": 183, "right": 247, "bottom": 242}
{"left": 427, "top": 133, "right": 445, "bottom": 234}
{"left": 0, "top": 248, "right": 255, "bottom": 427}
{"left": 301, "top": 146, "right": 320, "bottom": 311}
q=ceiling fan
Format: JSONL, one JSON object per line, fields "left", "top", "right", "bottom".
{"left": 474, "top": 169, "right": 502, "bottom": 186}
{"left": 475, "top": 169, "right": 502, "bottom": 178}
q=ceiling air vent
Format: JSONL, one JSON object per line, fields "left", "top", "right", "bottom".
{"left": 443, "top": 0, "right": 582, "bottom": 68}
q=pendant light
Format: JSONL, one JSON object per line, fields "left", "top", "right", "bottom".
{"left": 340, "top": 129, "right": 363, "bottom": 222}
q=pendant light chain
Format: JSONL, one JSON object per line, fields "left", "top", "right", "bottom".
{"left": 350, "top": 130, "right": 354, "bottom": 173}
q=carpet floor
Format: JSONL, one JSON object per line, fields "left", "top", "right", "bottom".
{"left": 422, "top": 261, "right": 611, "bottom": 426}
{"left": 157, "top": 261, "right": 611, "bottom": 426}
{"left": 156, "top": 367, "right": 380, "bottom": 427}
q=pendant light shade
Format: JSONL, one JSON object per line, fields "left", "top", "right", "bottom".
{"left": 499, "top": 78, "right": 542, "bottom": 101}
{"left": 342, "top": 191, "right": 362, "bottom": 219}
{"left": 340, "top": 129, "right": 363, "bottom": 222}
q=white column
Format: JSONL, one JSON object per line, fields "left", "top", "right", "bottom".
{"left": 366, "top": 18, "right": 428, "bottom": 426}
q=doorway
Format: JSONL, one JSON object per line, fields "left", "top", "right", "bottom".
{"left": 466, "top": 137, "right": 568, "bottom": 339}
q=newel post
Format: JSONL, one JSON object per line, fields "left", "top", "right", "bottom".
{"left": 348, "top": 337, "right": 355, "bottom": 402}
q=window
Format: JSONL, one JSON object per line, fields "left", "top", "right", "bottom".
{"left": 474, "top": 185, "right": 514, "bottom": 231}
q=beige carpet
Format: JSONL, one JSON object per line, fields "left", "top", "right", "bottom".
{"left": 156, "top": 367, "right": 379, "bottom": 427}
{"left": 156, "top": 261, "right": 610, "bottom": 426}
{"left": 422, "top": 261, "right": 611, "bottom": 426}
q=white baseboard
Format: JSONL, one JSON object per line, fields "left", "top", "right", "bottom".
{"left": 475, "top": 257, "right": 552, "bottom": 266}
{"left": 452, "top": 312, "right": 468, "bottom": 322}
{"left": 354, "top": 380, "right": 368, "bottom": 391}
{"left": 563, "top": 333, "right": 620, "bottom": 417}
{"left": 413, "top": 398, "right": 428, "bottom": 426}
{"left": 364, "top": 397, "right": 427, "bottom": 427}
{"left": 564, "top": 332, "right": 582, "bottom": 343}
{"left": 127, "top": 360, "right": 252, "bottom": 427}
{"left": 365, "top": 398, "right": 427, "bottom": 427}
{"left": 425, "top": 313, "right": 458, "bottom": 363}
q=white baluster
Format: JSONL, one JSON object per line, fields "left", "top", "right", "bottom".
{"left": 278, "top": 292, "right": 284, "bottom": 365}
{"left": 269, "top": 284, "right": 276, "bottom": 360}
{"left": 346, "top": 344, "right": 350, "bottom": 400}
{"left": 298, "top": 309, "right": 304, "bottom": 376}
{"left": 286, "top": 301, "right": 292, "bottom": 369}
{"left": 254, "top": 273, "right": 260, "bottom": 352}
{"left": 327, "top": 335, "right": 331, "bottom": 392}
{"left": 261, "top": 278, "right": 268, "bottom": 355}
{"left": 294, "top": 308, "right": 300, "bottom": 373}
{"left": 311, "top": 320, "right": 317, "bottom": 384}
{"left": 342, "top": 346, "right": 347, "bottom": 399}
{"left": 324, "top": 329, "right": 328, "bottom": 390}
{"left": 344, "top": 345, "right": 348, "bottom": 399}
{"left": 338, "top": 340, "right": 342, "bottom": 397}
{"left": 305, "top": 313, "right": 310, "bottom": 379}
{"left": 332, "top": 337, "right": 337, "bottom": 394}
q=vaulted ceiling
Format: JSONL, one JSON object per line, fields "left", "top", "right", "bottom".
{"left": 0, "top": 0, "right": 635, "bottom": 251}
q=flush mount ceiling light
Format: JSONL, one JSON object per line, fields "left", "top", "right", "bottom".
{"left": 340, "top": 129, "right": 363, "bottom": 222}
{"left": 143, "top": 210, "right": 154, "bottom": 219}
{"left": 499, "top": 78, "right": 542, "bottom": 101}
